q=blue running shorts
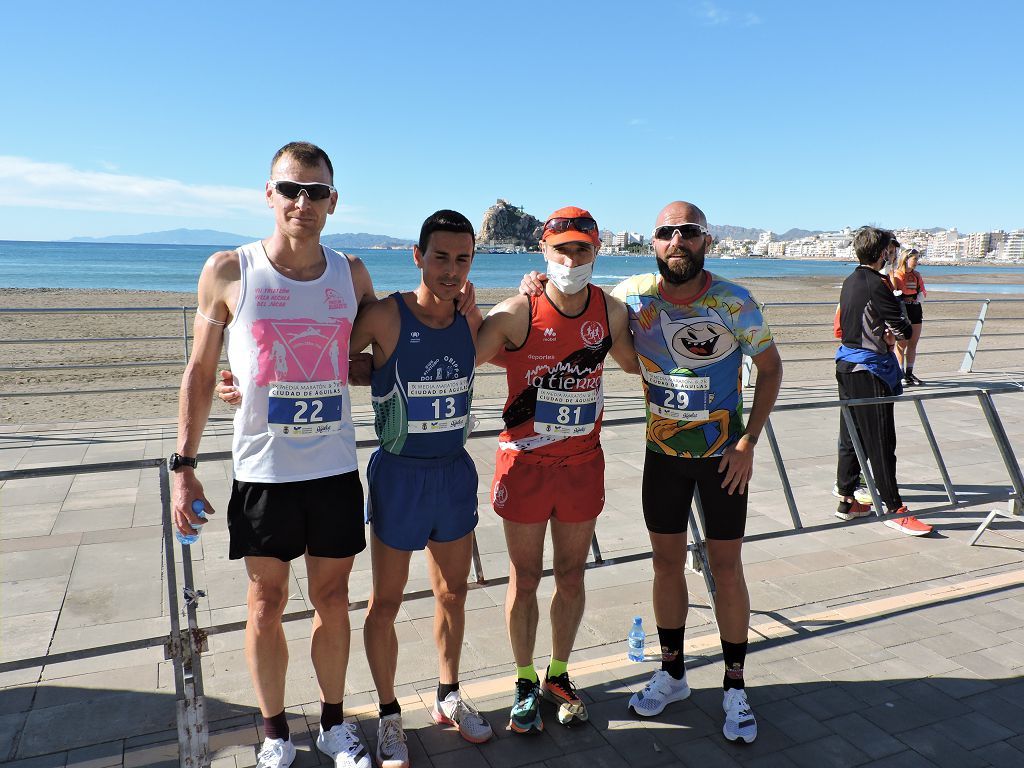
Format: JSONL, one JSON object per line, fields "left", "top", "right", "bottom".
{"left": 366, "top": 447, "right": 479, "bottom": 551}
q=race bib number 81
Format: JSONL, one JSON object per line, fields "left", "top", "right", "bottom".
{"left": 643, "top": 371, "right": 710, "bottom": 421}
{"left": 406, "top": 377, "right": 470, "bottom": 433}
{"left": 534, "top": 388, "right": 598, "bottom": 436}
{"left": 268, "top": 380, "right": 343, "bottom": 438}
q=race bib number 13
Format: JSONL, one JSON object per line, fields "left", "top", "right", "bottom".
{"left": 268, "top": 380, "right": 343, "bottom": 438}
{"left": 406, "top": 377, "right": 470, "bottom": 433}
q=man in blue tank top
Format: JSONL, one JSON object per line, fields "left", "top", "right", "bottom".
{"left": 354, "top": 210, "right": 494, "bottom": 762}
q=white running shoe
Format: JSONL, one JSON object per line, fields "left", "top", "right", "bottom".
{"left": 627, "top": 669, "right": 691, "bottom": 717}
{"left": 433, "top": 691, "right": 494, "bottom": 743}
{"left": 316, "top": 721, "right": 372, "bottom": 768}
{"left": 832, "top": 483, "right": 872, "bottom": 505}
{"left": 722, "top": 688, "right": 757, "bottom": 743}
{"left": 376, "top": 713, "right": 410, "bottom": 768}
{"left": 256, "top": 737, "right": 296, "bottom": 768}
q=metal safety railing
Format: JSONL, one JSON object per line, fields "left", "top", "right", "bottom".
{"left": 4, "top": 298, "right": 1024, "bottom": 399}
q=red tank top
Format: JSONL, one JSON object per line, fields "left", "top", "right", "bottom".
{"left": 496, "top": 285, "right": 612, "bottom": 463}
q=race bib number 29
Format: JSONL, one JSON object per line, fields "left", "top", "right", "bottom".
{"left": 643, "top": 371, "right": 710, "bottom": 421}
{"left": 268, "top": 380, "right": 343, "bottom": 438}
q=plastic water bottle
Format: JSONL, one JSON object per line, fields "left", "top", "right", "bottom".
{"left": 627, "top": 616, "right": 645, "bottom": 662}
{"left": 175, "top": 500, "right": 207, "bottom": 546}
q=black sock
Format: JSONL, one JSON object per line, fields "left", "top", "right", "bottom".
{"left": 837, "top": 499, "right": 853, "bottom": 515}
{"left": 437, "top": 682, "right": 459, "bottom": 702}
{"left": 263, "top": 710, "right": 289, "bottom": 741}
{"left": 379, "top": 699, "right": 401, "bottom": 717}
{"left": 721, "top": 638, "right": 747, "bottom": 690}
{"left": 657, "top": 625, "right": 686, "bottom": 680}
{"left": 321, "top": 700, "right": 344, "bottom": 732}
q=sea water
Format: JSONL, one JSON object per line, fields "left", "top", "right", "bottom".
{"left": 2, "top": 240, "right": 1024, "bottom": 294}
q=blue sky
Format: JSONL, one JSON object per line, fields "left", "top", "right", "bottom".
{"left": 1, "top": 1, "right": 1021, "bottom": 241}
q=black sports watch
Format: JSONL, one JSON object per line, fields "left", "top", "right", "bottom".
{"left": 168, "top": 453, "right": 198, "bottom": 472}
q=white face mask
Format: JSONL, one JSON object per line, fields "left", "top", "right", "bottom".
{"left": 545, "top": 259, "right": 593, "bottom": 294}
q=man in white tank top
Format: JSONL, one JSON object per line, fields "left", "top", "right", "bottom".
{"left": 172, "top": 143, "right": 376, "bottom": 768}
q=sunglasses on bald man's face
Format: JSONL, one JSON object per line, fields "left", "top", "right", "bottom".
{"left": 653, "top": 224, "right": 709, "bottom": 241}
{"left": 544, "top": 216, "right": 599, "bottom": 235}
{"left": 270, "top": 180, "right": 336, "bottom": 201}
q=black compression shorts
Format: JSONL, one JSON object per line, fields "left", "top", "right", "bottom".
{"left": 228, "top": 471, "right": 366, "bottom": 561}
{"left": 642, "top": 450, "right": 747, "bottom": 540}
{"left": 905, "top": 302, "right": 923, "bottom": 324}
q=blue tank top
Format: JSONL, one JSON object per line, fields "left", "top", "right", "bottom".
{"left": 371, "top": 292, "right": 476, "bottom": 458}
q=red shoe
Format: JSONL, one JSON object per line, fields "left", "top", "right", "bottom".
{"left": 883, "top": 507, "right": 933, "bottom": 536}
{"left": 835, "top": 500, "right": 873, "bottom": 521}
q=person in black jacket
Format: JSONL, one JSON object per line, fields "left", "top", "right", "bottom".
{"left": 834, "top": 227, "right": 934, "bottom": 536}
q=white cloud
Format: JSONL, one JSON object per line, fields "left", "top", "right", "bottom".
{"left": 694, "top": 2, "right": 762, "bottom": 26}
{"left": 628, "top": 118, "right": 648, "bottom": 126}
{"left": 0, "top": 156, "right": 264, "bottom": 219}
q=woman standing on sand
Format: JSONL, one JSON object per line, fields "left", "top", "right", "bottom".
{"left": 891, "top": 248, "right": 926, "bottom": 385}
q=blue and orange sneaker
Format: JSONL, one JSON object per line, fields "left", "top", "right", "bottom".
{"left": 509, "top": 678, "right": 543, "bottom": 734}
{"left": 541, "top": 670, "right": 588, "bottom": 726}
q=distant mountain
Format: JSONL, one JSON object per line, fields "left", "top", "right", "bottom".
{"left": 710, "top": 224, "right": 763, "bottom": 241}
{"left": 320, "top": 232, "right": 415, "bottom": 249}
{"left": 69, "top": 228, "right": 254, "bottom": 245}
{"left": 777, "top": 228, "right": 825, "bottom": 241}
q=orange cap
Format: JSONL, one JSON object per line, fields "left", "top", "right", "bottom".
{"left": 541, "top": 205, "right": 601, "bottom": 247}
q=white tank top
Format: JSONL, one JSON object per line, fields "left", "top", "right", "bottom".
{"left": 225, "top": 242, "right": 358, "bottom": 482}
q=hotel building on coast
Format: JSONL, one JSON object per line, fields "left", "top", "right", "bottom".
{"left": 712, "top": 226, "right": 1024, "bottom": 262}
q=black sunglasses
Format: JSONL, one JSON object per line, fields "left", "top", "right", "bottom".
{"left": 544, "top": 216, "right": 598, "bottom": 234}
{"left": 653, "top": 224, "right": 709, "bottom": 241}
{"left": 270, "top": 179, "right": 336, "bottom": 201}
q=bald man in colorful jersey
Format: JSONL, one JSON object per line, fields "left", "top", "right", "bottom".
{"left": 476, "top": 206, "right": 639, "bottom": 733}
{"left": 613, "top": 202, "right": 782, "bottom": 744}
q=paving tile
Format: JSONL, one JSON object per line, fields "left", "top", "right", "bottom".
{"left": 897, "top": 723, "right": 989, "bottom": 768}
{"left": 971, "top": 741, "right": 1024, "bottom": 768}
{"left": 65, "top": 740, "right": 123, "bottom": 768}
{"left": 782, "top": 734, "right": 870, "bottom": 768}
{"left": 820, "top": 711, "right": 904, "bottom": 760}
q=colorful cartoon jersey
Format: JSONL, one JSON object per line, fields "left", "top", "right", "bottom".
{"left": 612, "top": 271, "right": 773, "bottom": 458}
{"left": 371, "top": 293, "right": 475, "bottom": 459}
{"left": 495, "top": 285, "right": 611, "bottom": 463}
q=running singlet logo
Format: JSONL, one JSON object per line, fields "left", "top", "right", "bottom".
{"left": 250, "top": 318, "right": 351, "bottom": 386}
{"left": 580, "top": 320, "right": 605, "bottom": 349}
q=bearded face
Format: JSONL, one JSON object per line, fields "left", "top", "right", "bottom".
{"left": 656, "top": 237, "right": 707, "bottom": 285}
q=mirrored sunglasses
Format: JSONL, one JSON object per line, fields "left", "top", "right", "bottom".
{"left": 653, "top": 224, "right": 709, "bottom": 241}
{"left": 544, "top": 216, "right": 598, "bottom": 235}
{"left": 270, "top": 179, "right": 336, "bottom": 201}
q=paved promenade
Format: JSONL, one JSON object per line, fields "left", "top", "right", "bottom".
{"left": 2, "top": 370, "right": 1023, "bottom": 767}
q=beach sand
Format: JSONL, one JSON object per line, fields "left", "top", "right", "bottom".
{"left": 2, "top": 274, "right": 1018, "bottom": 424}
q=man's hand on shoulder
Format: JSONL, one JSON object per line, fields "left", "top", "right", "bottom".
{"left": 519, "top": 270, "right": 546, "bottom": 296}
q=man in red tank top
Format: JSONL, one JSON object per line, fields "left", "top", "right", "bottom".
{"left": 476, "top": 207, "right": 639, "bottom": 732}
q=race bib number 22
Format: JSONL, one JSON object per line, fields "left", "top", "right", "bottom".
{"left": 268, "top": 380, "right": 343, "bottom": 437}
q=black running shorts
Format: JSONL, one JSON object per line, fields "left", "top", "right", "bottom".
{"left": 905, "top": 302, "right": 923, "bottom": 325}
{"left": 642, "top": 450, "right": 747, "bottom": 541}
{"left": 227, "top": 471, "right": 366, "bottom": 561}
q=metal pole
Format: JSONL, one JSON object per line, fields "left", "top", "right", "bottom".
{"left": 181, "top": 306, "right": 191, "bottom": 362}
{"left": 959, "top": 299, "right": 989, "bottom": 373}
{"left": 976, "top": 391, "right": 1024, "bottom": 500}
{"left": 590, "top": 533, "right": 604, "bottom": 564}
{"left": 841, "top": 404, "right": 885, "bottom": 515}
{"left": 764, "top": 417, "right": 802, "bottom": 529}
{"left": 470, "top": 533, "right": 486, "bottom": 585}
{"left": 913, "top": 398, "right": 959, "bottom": 507}
{"left": 688, "top": 489, "right": 716, "bottom": 606}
